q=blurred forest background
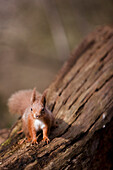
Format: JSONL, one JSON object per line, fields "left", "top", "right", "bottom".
{"left": 0, "top": 0, "right": 113, "bottom": 128}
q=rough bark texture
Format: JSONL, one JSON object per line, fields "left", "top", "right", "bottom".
{"left": 0, "top": 26, "right": 113, "bottom": 170}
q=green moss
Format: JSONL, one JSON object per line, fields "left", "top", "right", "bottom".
{"left": 0, "top": 138, "right": 11, "bottom": 148}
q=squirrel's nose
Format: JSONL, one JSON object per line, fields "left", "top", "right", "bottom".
{"left": 36, "top": 114, "right": 41, "bottom": 118}
{"left": 34, "top": 113, "right": 39, "bottom": 118}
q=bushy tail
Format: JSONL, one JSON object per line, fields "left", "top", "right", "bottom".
{"left": 8, "top": 89, "right": 41, "bottom": 115}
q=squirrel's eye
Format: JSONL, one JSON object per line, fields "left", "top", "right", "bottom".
{"left": 31, "top": 108, "right": 33, "bottom": 111}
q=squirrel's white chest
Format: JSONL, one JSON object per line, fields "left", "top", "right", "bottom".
{"left": 34, "top": 119, "right": 45, "bottom": 131}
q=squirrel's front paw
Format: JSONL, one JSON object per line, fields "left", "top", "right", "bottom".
{"left": 31, "top": 138, "right": 38, "bottom": 145}
{"left": 42, "top": 136, "right": 50, "bottom": 144}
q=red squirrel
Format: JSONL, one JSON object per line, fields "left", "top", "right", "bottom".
{"left": 8, "top": 88, "right": 56, "bottom": 144}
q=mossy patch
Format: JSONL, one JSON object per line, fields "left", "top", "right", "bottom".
{"left": 0, "top": 138, "right": 11, "bottom": 147}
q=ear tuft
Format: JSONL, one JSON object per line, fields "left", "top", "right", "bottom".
{"left": 41, "top": 89, "right": 48, "bottom": 107}
{"left": 31, "top": 87, "right": 36, "bottom": 104}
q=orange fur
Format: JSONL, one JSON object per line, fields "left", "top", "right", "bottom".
{"left": 28, "top": 114, "right": 37, "bottom": 144}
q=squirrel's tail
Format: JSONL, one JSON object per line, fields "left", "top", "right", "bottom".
{"left": 8, "top": 89, "right": 41, "bottom": 115}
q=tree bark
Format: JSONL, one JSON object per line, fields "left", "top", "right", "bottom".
{"left": 0, "top": 26, "right": 113, "bottom": 170}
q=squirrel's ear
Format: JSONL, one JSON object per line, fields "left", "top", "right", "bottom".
{"left": 31, "top": 88, "right": 36, "bottom": 104}
{"left": 41, "top": 89, "right": 48, "bottom": 107}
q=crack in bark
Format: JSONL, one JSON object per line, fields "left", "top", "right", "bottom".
{"left": 100, "top": 51, "right": 109, "bottom": 62}
{"left": 59, "top": 69, "right": 80, "bottom": 97}
{"left": 95, "top": 75, "right": 113, "bottom": 92}
{"left": 51, "top": 101, "right": 56, "bottom": 112}
{"left": 68, "top": 79, "right": 88, "bottom": 110}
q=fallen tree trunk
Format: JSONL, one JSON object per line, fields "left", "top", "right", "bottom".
{"left": 0, "top": 26, "right": 113, "bottom": 170}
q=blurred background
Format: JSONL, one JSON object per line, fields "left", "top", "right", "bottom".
{"left": 0, "top": 0, "right": 113, "bottom": 128}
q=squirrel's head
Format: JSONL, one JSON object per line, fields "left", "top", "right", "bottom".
{"left": 30, "top": 88, "right": 47, "bottom": 119}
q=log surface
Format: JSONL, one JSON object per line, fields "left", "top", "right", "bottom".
{"left": 0, "top": 26, "right": 113, "bottom": 170}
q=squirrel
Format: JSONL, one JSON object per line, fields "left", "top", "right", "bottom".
{"left": 8, "top": 88, "right": 57, "bottom": 144}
